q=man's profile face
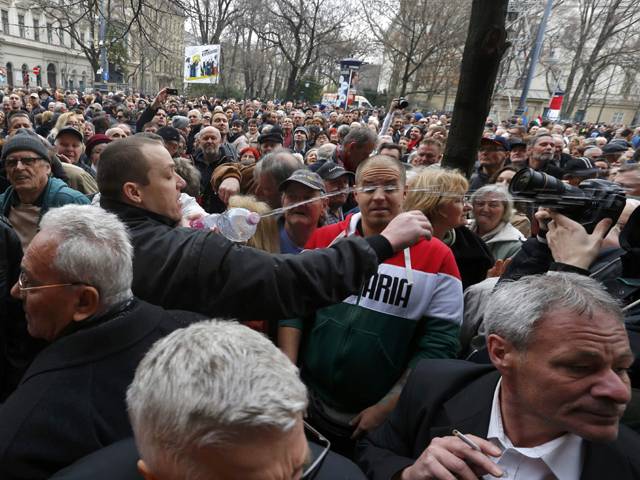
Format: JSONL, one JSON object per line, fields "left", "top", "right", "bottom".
{"left": 500, "top": 308, "right": 632, "bottom": 443}
{"left": 10, "top": 233, "right": 77, "bottom": 341}
{"left": 345, "top": 141, "right": 375, "bottom": 168}
{"left": 615, "top": 170, "right": 640, "bottom": 197}
{"left": 133, "top": 144, "right": 186, "bottom": 222}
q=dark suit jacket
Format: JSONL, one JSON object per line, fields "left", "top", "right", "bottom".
{"left": 0, "top": 299, "right": 203, "bottom": 480}
{"left": 356, "top": 359, "right": 640, "bottom": 480}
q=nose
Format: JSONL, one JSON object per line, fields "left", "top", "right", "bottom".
{"left": 175, "top": 173, "right": 186, "bottom": 190}
{"left": 10, "top": 281, "right": 21, "bottom": 299}
{"left": 592, "top": 369, "right": 632, "bottom": 405}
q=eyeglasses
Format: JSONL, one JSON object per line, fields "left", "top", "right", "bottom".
{"left": 358, "top": 185, "right": 401, "bottom": 194}
{"left": 17, "top": 270, "right": 83, "bottom": 293}
{"left": 302, "top": 421, "right": 330, "bottom": 479}
{"left": 5, "top": 156, "right": 44, "bottom": 169}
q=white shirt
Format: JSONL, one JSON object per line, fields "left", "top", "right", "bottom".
{"left": 483, "top": 380, "right": 584, "bottom": 480}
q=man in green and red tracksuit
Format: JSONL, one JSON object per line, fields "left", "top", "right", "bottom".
{"left": 279, "top": 155, "right": 463, "bottom": 455}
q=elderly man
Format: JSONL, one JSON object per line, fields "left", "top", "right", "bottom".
{"left": 412, "top": 139, "right": 443, "bottom": 167}
{"left": 357, "top": 273, "right": 640, "bottom": 480}
{"left": 315, "top": 126, "right": 377, "bottom": 173}
{"left": 0, "top": 205, "right": 202, "bottom": 479}
{"left": 118, "top": 320, "right": 364, "bottom": 480}
{"left": 279, "top": 169, "right": 327, "bottom": 254}
{"left": 317, "top": 161, "right": 354, "bottom": 224}
{"left": 280, "top": 155, "right": 462, "bottom": 455}
{"left": 97, "top": 136, "right": 430, "bottom": 322}
{"left": 0, "top": 131, "right": 89, "bottom": 248}
{"left": 527, "top": 134, "right": 564, "bottom": 179}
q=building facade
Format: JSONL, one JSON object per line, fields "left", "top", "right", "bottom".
{"left": 0, "top": 0, "right": 93, "bottom": 90}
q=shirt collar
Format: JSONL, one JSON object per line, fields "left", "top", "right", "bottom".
{"left": 487, "top": 379, "right": 584, "bottom": 480}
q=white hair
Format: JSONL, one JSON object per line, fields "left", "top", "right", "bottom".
{"left": 484, "top": 273, "right": 622, "bottom": 350}
{"left": 39, "top": 205, "right": 133, "bottom": 307}
{"left": 127, "top": 320, "right": 307, "bottom": 474}
{"left": 471, "top": 184, "right": 514, "bottom": 223}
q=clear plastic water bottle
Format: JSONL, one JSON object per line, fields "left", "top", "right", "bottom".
{"left": 190, "top": 207, "right": 261, "bottom": 242}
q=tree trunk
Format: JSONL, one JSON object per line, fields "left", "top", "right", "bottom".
{"left": 285, "top": 66, "right": 299, "bottom": 100}
{"left": 442, "top": 0, "right": 509, "bottom": 177}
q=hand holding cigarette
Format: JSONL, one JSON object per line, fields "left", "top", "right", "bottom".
{"left": 399, "top": 430, "right": 504, "bottom": 480}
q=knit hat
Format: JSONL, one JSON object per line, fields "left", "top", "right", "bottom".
{"left": 85, "top": 134, "right": 112, "bottom": 158}
{"left": 258, "top": 126, "right": 284, "bottom": 145}
{"left": 172, "top": 115, "right": 189, "bottom": 129}
{"left": 1, "top": 129, "right": 51, "bottom": 163}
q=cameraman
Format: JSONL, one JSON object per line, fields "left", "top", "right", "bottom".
{"left": 378, "top": 98, "right": 408, "bottom": 142}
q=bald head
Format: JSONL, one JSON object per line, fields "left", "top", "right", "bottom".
{"left": 198, "top": 126, "right": 222, "bottom": 159}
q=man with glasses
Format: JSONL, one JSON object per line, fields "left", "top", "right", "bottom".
{"left": 0, "top": 130, "right": 89, "bottom": 248}
{"left": 0, "top": 205, "right": 203, "bottom": 480}
{"left": 125, "top": 320, "right": 364, "bottom": 480}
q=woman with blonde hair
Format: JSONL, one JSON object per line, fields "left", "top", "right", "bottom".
{"left": 404, "top": 167, "right": 494, "bottom": 288}
{"left": 47, "top": 111, "right": 83, "bottom": 143}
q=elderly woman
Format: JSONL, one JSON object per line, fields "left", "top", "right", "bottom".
{"left": 404, "top": 168, "right": 494, "bottom": 289}
{"left": 470, "top": 184, "right": 525, "bottom": 260}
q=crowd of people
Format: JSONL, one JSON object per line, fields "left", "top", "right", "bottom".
{"left": 0, "top": 84, "right": 639, "bottom": 479}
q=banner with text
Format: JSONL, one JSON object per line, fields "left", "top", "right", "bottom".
{"left": 184, "top": 45, "right": 220, "bottom": 84}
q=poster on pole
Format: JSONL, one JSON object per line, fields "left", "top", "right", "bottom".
{"left": 184, "top": 45, "right": 220, "bottom": 84}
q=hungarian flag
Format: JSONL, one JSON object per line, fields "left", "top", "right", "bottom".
{"left": 547, "top": 90, "right": 564, "bottom": 120}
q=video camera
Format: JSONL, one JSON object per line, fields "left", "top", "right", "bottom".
{"left": 509, "top": 168, "right": 626, "bottom": 234}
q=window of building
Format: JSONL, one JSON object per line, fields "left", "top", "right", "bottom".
{"left": 1, "top": 10, "right": 8, "bottom": 34}
{"left": 612, "top": 112, "right": 625, "bottom": 124}
{"left": 33, "top": 18, "right": 40, "bottom": 41}
{"left": 18, "top": 14, "right": 25, "bottom": 38}
{"left": 47, "top": 23, "right": 53, "bottom": 43}
{"left": 58, "top": 26, "right": 64, "bottom": 45}
{"left": 80, "top": 31, "right": 85, "bottom": 45}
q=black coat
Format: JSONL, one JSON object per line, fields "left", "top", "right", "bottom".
{"left": 449, "top": 226, "right": 494, "bottom": 289}
{"left": 356, "top": 360, "right": 640, "bottom": 480}
{"left": 192, "top": 147, "right": 236, "bottom": 214}
{"left": 0, "top": 299, "right": 203, "bottom": 480}
{"left": 99, "top": 199, "right": 391, "bottom": 321}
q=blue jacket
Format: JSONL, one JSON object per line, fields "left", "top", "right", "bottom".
{"left": 0, "top": 177, "right": 89, "bottom": 219}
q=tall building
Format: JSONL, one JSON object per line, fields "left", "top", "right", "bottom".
{"left": 0, "top": 0, "right": 93, "bottom": 90}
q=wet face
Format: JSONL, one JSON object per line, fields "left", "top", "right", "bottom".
{"left": 354, "top": 163, "right": 406, "bottom": 234}
{"left": 130, "top": 144, "right": 186, "bottom": 222}
{"left": 324, "top": 175, "right": 349, "bottom": 209}
{"left": 496, "top": 309, "right": 632, "bottom": 443}
{"left": 472, "top": 193, "right": 505, "bottom": 234}
{"left": 412, "top": 144, "right": 441, "bottom": 166}
{"left": 55, "top": 133, "right": 84, "bottom": 163}
{"left": 282, "top": 183, "right": 325, "bottom": 232}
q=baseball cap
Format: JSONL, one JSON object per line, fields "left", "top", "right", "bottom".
{"left": 509, "top": 137, "right": 526, "bottom": 149}
{"left": 480, "top": 135, "right": 510, "bottom": 151}
{"left": 56, "top": 126, "right": 84, "bottom": 142}
{"left": 316, "top": 161, "right": 354, "bottom": 181}
{"left": 156, "top": 126, "right": 182, "bottom": 143}
{"left": 563, "top": 157, "right": 599, "bottom": 177}
{"left": 279, "top": 169, "right": 325, "bottom": 192}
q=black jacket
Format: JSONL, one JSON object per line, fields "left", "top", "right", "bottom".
{"left": 0, "top": 298, "right": 203, "bottom": 480}
{"left": 192, "top": 147, "right": 237, "bottom": 213}
{"left": 99, "top": 199, "right": 392, "bottom": 321}
{"left": 449, "top": 226, "right": 494, "bottom": 289}
{"left": 356, "top": 360, "right": 640, "bottom": 480}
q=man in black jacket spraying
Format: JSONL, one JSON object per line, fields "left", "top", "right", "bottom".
{"left": 97, "top": 136, "right": 431, "bottom": 323}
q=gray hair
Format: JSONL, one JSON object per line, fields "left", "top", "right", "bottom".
{"left": 253, "top": 148, "right": 300, "bottom": 185}
{"left": 39, "top": 205, "right": 133, "bottom": 307}
{"left": 471, "top": 184, "right": 513, "bottom": 223}
{"left": 127, "top": 320, "right": 307, "bottom": 474}
{"left": 316, "top": 143, "right": 337, "bottom": 161}
{"left": 342, "top": 123, "right": 377, "bottom": 147}
{"left": 484, "top": 273, "right": 622, "bottom": 350}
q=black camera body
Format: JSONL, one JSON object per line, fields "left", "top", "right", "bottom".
{"left": 509, "top": 168, "right": 626, "bottom": 234}
{"left": 397, "top": 98, "right": 409, "bottom": 109}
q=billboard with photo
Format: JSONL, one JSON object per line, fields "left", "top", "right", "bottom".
{"left": 184, "top": 45, "right": 220, "bottom": 84}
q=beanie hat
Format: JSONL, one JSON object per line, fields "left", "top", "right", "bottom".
{"left": 1, "top": 129, "right": 51, "bottom": 163}
{"left": 172, "top": 115, "right": 189, "bottom": 129}
{"left": 85, "top": 134, "right": 112, "bottom": 158}
{"left": 258, "top": 126, "right": 284, "bottom": 145}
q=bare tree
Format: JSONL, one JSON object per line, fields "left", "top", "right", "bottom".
{"left": 186, "top": 0, "right": 243, "bottom": 44}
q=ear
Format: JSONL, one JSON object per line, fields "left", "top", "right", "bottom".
{"left": 123, "top": 181, "right": 144, "bottom": 204}
{"left": 486, "top": 333, "right": 519, "bottom": 375}
{"left": 137, "top": 459, "right": 159, "bottom": 480}
{"left": 72, "top": 286, "right": 101, "bottom": 322}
